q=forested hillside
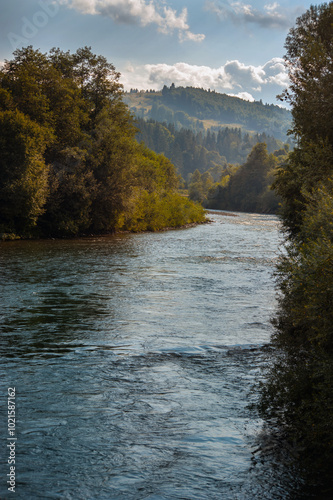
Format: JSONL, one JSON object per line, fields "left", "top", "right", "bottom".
{"left": 0, "top": 47, "right": 205, "bottom": 240}
{"left": 127, "top": 86, "right": 291, "bottom": 215}
{"left": 136, "top": 117, "right": 285, "bottom": 179}
{"left": 125, "top": 85, "right": 292, "bottom": 141}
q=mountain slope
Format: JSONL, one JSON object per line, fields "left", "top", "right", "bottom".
{"left": 124, "top": 85, "right": 292, "bottom": 141}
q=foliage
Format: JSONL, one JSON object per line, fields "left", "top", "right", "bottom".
{"left": 125, "top": 86, "right": 292, "bottom": 141}
{"left": 0, "top": 47, "right": 205, "bottom": 238}
{"left": 274, "top": 2, "right": 333, "bottom": 237}
{"left": 274, "top": 140, "right": 333, "bottom": 236}
{"left": 120, "top": 189, "right": 206, "bottom": 232}
{"left": 136, "top": 117, "right": 286, "bottom": 179}
{"left": 192, "top": 143, "right": 286, "bottom": 213}
{"left": 260, "top": 184, "right": 333, "bottom": 489}
{"left": 280, "top": 3, "right": 333, "bottom": 145}
{"left": 0, "top": 109, "right": 50, "bottom": 236}
{"left": 118, "top": 144, "right": 206, "bottom": 231}
{"left": 259, "top": 3, "right": 333, "bottom": 493}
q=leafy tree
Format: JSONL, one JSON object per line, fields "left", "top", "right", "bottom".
{"left": 274, "top": 140, "right": 333, "bottom": 235}
{"left": 280, "top": 3, "right": 333, "bottom": 144}
{"left": 0, "top": 109, "right": 50, "bottom": 235}
{"left": 87, "top": 105, "right": 137, "bottom": 232}
{"left": 260, "top": 183, "right": 333, "bottom": 490}
{"left": 274, "top": 2, "right": 333, "bottom": 237}
{"left": 42, "top": 151, "right": 96, "bottom": 237}
{"left": 72, "top": 47, "right": 123, "bottom": 122}
{"left": 259, "top": 4, "right": 333, "bottom": 493}
{"left": 0, "top": 47, "right": 205, "bottom": 238}
{"left": 206, "top": 143, "right": 278, "bottom": 212}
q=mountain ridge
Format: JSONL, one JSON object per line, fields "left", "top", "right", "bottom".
{"left": 124, "top": 85, "right": 292, "bottom": 142}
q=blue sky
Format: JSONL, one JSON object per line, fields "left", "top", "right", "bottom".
{"left": 0, "top": 0, "right": 315, "bottom": 105}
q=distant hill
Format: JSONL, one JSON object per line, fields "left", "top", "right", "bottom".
{"left": 124, "top": 85, "right": 292, "bottom": 142}
{"left": 135, "top": 117, "right": 286, "bottom": 179}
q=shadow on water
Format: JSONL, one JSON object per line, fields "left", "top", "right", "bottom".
{"left": 0, "top": 235, "right": 135, "bottom": 359}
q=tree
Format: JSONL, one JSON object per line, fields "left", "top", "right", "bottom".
{"left": 0, "top": 110, "right": 50, "bottom": 235}
{"left": 88, "top": 106, "right": 138, "bottom": 232}
{"left": 206, "top": 143, "right": 278, "bottom": 212}
{"left": 259, "top": 4, "right": 333, "bottom": 492}
{"left": 0, "top": 47, "right": 205, "bottom": 238}
{"left": 72, "top": 47, "right": 123, "bottom": 122}
{"left": 275, "top": 2, "right": 333, "bottom": 236}
{"left": 0, "top": 46, "right": 89, "bottom": 162}
{"left": 281, "top": 3, "right": 333, "bottom": 144}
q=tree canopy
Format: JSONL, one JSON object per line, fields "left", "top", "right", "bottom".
{"left": 0, "top": 47, "right": 205, "bottom": 238}
{"left": 274, "top": 2, "right": 333, "bottom": 236}
{"left": 201, "top": 142, "right": 285, "bottom": 213}
{"left": 259, "top": 3, "right": 333, "bottom": 494}
{"left": 125, "top": 85, "right": 292, "bottom": 141}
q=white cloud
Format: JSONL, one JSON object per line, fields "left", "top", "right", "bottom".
{"left": 205, "top": 0, "right": 301, "bottom": 29}
{"left": 120, "top": 57, "right": 289, "bottom": 104}
{"left": 64, "top": 0, "right": 97, "bottom": 14}
{"left": 262, "top": 57, "right": 289, "bottom": 87}
{"left": 224, "top": 60, "right": 265, "bottom": 90}
{"left": 227, "top": 91, "right": 255, "bottom": 102}
{"left": 60, "top": 0, "right": 205, "bottom": 41}
{"left": 145, "top": 62, "right": 233, "bottom": 90}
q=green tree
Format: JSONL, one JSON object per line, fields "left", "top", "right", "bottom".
{"left": 72, "top": 46, "right": 123, "bottom": 122}
{"left": 0, "top": 47, "right": 206, "bottom": 238}
{"left": 42, "top": 150, "right": 96, "bottom": 237}
{"left": 87, "top": 104, "right": 138, "bottom": 233}
{"left": 0, "top": 109, "right": 50, "bottom": 235}
{"left": 259, "top": 3, "right": 333, "bottom": 493}
{"left": 274, "top": 2, "right": 333, "bottom": 237}
{"left": 207, "top": 143, "right": 278, "bottom": 212}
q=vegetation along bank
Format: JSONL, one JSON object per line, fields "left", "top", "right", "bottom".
{"left": 258, "top": 2, "right": 333, "bottom": 496}
{"left": 0, "top": 47, "right": 205, "bottom": 240}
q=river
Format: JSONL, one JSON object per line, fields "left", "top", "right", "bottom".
{"left": 0, "top": 211, "right": 300, "bottom": 499}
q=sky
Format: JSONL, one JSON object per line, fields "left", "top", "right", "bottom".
{"left": 0, "top": 0, "right": 315, "bottom": 105}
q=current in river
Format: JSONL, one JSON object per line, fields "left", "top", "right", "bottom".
{"left": 0, "top": 211, "right": 300, "bottom": 499}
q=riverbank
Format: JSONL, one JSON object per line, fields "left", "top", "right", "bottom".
{"left": 0, "top": 217, "right": 210, "bottom": 242}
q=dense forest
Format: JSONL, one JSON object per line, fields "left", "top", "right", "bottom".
{"left": 0, "top": 47, "right": 205, "bottom": 240}
{"left": 188, "top": 142, "right": 289, "bottom": 213}
{"left": 136, "top": 117, "right": 286, "bottom": 177}
{"left": 125, "top": 85, "right": 292, "bottom": 141}
{"left": 135, "top": 116, "right": 289, "bottom": 213}
{"left": 258, "top": 2, "right": 333, "bottom": 495}
{"left": 129, "top": 85, "right": 292, "bottom": 215}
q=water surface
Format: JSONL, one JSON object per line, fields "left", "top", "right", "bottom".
{"left": 1, "top": 212, "right": 297, "bottom": 499}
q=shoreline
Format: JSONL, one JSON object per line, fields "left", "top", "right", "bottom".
{"left": 0, "top": 219, "right": 210, "bottom": 243}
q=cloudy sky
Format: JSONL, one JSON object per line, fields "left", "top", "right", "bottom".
{"left": 0, "top": 0, "right": 314, "bottom": 105}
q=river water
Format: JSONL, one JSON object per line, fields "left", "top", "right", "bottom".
{"left": 0, "top": 211, "right": 299, "bottom": 499}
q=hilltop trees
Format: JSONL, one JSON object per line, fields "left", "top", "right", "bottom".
{"left": 0, "top": 47, "right": 205, "bottom": 238}
{"left": 126, "top": 85, "right": 291, "bottom": 141}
